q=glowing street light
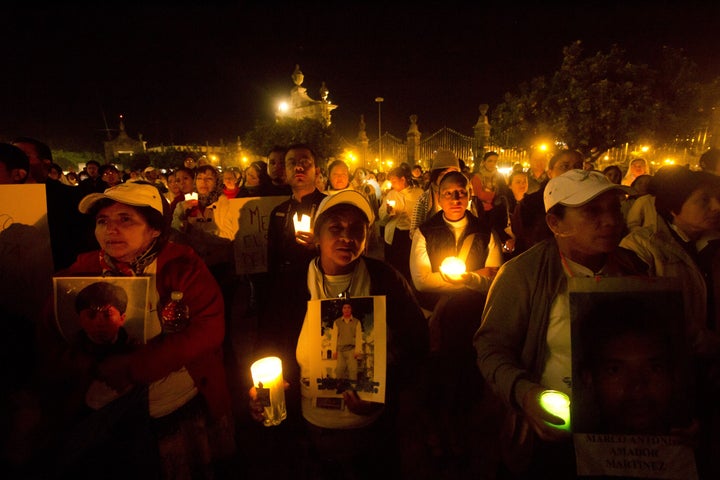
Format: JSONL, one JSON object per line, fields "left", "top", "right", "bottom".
{"left": 375, "top": 97, "right": 384, "bottom": 165}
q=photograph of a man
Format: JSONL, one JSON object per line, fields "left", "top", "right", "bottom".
{"left": 578, "top": 299, "right": 682, "bottom": 435}
{"left": 331, "top": 301, "right": 363, "bottom": 381}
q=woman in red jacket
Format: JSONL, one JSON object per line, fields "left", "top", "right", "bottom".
{"left": 37, "top": 181, "right": 235, "bottom": 479}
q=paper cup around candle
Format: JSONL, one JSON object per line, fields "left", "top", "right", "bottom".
{"left": 250, "top": 356, "right": 287, "bottom": 427}
{"left": 293, "top": 213, "right": 312, "bottom": 234}
{"left": 439, "top": 256, "right": 466, "bottom": 281}
{"left": 539, "top": 389, "right": 571, "bottom": 431}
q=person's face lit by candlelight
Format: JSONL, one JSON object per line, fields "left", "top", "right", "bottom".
{"left": 438, "top": 171, "right": 469, "bottom": 221}
{"left": 315, "top": 205, "right": 368, "bottom": 275}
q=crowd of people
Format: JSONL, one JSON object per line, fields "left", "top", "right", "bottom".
{"left": 2, "top": 136, "right": 720, "bottom": 479}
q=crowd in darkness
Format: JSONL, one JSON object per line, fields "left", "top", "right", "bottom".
{"left": 1, "top": 136, "right": 720, "bottom": 479}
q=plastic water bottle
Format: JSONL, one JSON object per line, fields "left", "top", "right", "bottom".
{"left": 160, "top": 291, "right": 190, "bottom": 334}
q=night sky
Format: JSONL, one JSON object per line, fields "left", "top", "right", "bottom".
{"left": 2, "top": 1, "right": 718, "bottom": 152}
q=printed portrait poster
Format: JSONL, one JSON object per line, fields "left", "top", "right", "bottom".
{"left": 217, "top": 196, "right": 287, "bottom": 275}
{"left": 306, "top": 296, "right": 387, "bottom": 407}
{"left": 569, "top": 276, "right": 698, "bottom": 479}
{"left": 53, "top": 277, "right": 151, "bottom": 347}
{"left": 0, "top": 185, "right": 54, "bottom": 323}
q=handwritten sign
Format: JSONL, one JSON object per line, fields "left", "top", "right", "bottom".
{"left": 216, "top": 196, "right": 287, "bottom": 275}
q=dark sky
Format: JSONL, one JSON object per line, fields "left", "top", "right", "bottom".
{"left": 2, "top": 1, "right": 719, "bottom": 151}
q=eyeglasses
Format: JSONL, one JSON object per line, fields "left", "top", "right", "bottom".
{"left": 440, "top": 189, "right": 468, "bottom": 200}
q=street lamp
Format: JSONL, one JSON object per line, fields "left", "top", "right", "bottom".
{"left": 375, "top": 97, "right": 384, "bottom": 167}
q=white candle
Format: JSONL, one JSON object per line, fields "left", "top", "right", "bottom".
{"left": 439, "top": 256, "right": 466, "bottom": 281}
{"left": 250, "top": 356, "right": 287, "bottom": 427}
{"left": 293, "top": 213, "right": 312, "bottom": 233}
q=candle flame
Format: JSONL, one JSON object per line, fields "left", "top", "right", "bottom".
{"left": 439, "top": 256, "right": 466, "bottom": 279}
{"left": 293, "top": 213, "right": 312, "bottom": 233}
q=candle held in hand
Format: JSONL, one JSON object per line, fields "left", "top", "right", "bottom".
{"left": 439, "top": 256, "right": 466, "bottom": 281}
{"left": 250, "top": 356, "right": 287, "bottom": 427}
{"left": 293, "top": 213, "right": 312, "bottom": 234}
{"left": 539, "top": 389, "right": 571, "bottom": 431}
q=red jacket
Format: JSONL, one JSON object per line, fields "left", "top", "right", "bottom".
{"left": 52, "top": 241, "right": 231, "bottom": 420}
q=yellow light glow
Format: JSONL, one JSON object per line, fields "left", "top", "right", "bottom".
{"left": 498, "top": 166, "right": 513, "bottom": 178}
{"left": 386, "top": 199, "right": 396, "bottom": 208}
{"left": 539, "top": 390, "right": 571, "bottom": 431}
{"left": 250, "top": 356, "right": 287, "bottom": 427}
{"left": 439, "top": 256, "right": 466, "bottom": 281}
{"left": 278, "top": 101, "right": 289, "bottom": 113}
{"left": 293, "top": 213, "right": 312, "bottom": 233}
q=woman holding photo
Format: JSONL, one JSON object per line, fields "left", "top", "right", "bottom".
{"left": 251, "top": 189, "right": 429, "bottom": 479}
{"left": 35, "top": 181, "right": 235, "bottom": 479}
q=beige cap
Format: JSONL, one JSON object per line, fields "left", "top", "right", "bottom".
{"left": 313, "top": 189, "right": 375, "bottom": 226}
{"left": 79, "top": 182, "right": 164, "bottom": 215}
{"left": 431, "top": 149, "right": 460, "bottom": 171}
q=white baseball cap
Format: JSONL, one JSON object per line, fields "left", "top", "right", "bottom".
{"left": 313, "top": 189, "right": 375, "bottom": 226}
{"left": 79, "top": 182, "right": 165, "bottom": 215}
{"left": 544, "top": 169, "right": 631, "bottom": 212}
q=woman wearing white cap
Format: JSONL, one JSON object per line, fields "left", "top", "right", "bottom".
{"left": 251, "top": 189, "right": 429, "bottom": 479}
{"left": 474, "top": 169, "right": 647, "bottom": 478}
{"left": 36, "top": 181, "right": 235, "bottom": 478}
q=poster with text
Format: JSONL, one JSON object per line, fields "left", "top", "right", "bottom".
{"left": 53, "top": 276, "right": 151, "bottom": 348}
{"left": 217, "top": 196, "right": 287, "bottom": 274}
{"left": 569, "top": 276, "right": 697, "bottom": 479}
{"left": 306, "top": 296, "right": 387, "bottom": 406}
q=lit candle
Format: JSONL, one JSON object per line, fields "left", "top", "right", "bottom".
{"left": 293, "top": 213, "right": 312, "bottom": 234}
{"left": 439, "top": 256, "right": 466, "bottom": 281}
{"left": 250, "top": 356, "right": 287, "bottom": 427}
{"left": 184, "top": 192, "right": 198, "bottom": 201}
{"left": 539, "top": 389, "right": 571, "bottom": 431}
{"left": 386, "top": 199, "right": 396, "bottom": 208}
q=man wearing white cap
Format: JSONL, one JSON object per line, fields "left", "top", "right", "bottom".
{"left": 142, "top": 166, "right": 168, "bottom": 194}
{"left": 474, "top": 169, "right": 647, "bottom": 477}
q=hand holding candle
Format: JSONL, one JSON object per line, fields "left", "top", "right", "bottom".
{"left": 184, "top": 192, "right": 199, "bottom": 208}
{"left": 539, "top": 389, "right": 571, "bottom": 431}
{"left": 439, "top": 256, "right": 467, "bottom": 282}
{"left": 250, "top": 356, "right": 287, "bottom": 427}
{"left": 293, "top": 213, "right": 311, "bottom": 234}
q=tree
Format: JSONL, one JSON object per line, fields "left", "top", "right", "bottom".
{"left": 242, "top": 117, "right": 342, "bottom": 167}
{"left": 490, "top": 41, "right": 711, "bottom": 159}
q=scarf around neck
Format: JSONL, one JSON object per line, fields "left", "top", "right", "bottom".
{"left": 99, "top": 239, "right": 161, "bottom": 276}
